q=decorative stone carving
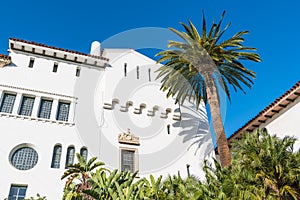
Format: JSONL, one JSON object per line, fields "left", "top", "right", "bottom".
{"left": 118, "top": 129, "right": 139, "bottom": 145}
{"left": 0, "top": 56, "right": 11, "bottom": 67}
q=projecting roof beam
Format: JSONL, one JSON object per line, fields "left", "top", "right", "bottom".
{"left": 286, "top": 98, "right": 295, "bottom": 102}
{"left": 271, "top": 109, "right": 279, "bottom": 113}
{"left": 279, "top": 104, "right": 287, "bottom": 108}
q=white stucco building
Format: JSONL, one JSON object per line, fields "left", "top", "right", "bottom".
{"left": 228, "top": 80, "right": 300, "bottom": 150}
{"left": 0, "top": 38, "right": 214, "bottom": 199}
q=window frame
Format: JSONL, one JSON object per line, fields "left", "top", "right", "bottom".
{"left": 119, "top": 147, "right": 138, "bottom": 174}
{"left": 10, "top": 145, "right": 39, "bottom": 171}
{"left": 80, "top": 147, "right": 88, "bottom": 162}
{"left": 65, "top": 146, "right": 75, "bottom": 168}
{"left": 56, "top": 101, "right": 70, "bottom": 122}
{"left": 8, "top": 184, "right": 27, "bottom": 200}
{"left": 0, "top": 92, "right": 17, "bottom": 114}
{"left": 38, "top": 98, "right": 53, "bottom": 119}
{"left": 51, "top": 144, "right": 62, "bottom": 169}
{"left": 18, "top": 95, "right": 35, "bottom": 116}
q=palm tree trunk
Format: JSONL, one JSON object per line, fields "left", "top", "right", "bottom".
{"left": 202, "top": 72, "right": 231, "bottom": 167}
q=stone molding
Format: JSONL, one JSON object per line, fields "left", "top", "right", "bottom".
{"left": 118, "top": 129, "right": 140, "bottom": 145}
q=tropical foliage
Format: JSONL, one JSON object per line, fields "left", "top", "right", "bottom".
{"left": 61, "top": 153, "right": 106, "bottom": 200}
{"left": 155, "top": 11, "right": 261, "bottom": 167}
{"left": 61, "top": 130, "right": 300, "bottom": 200}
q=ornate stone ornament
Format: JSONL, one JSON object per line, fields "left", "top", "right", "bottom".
{"left": 0, "top": 55, "right": 11, "bottom": 67}
{"left": 118, "top": 129, "right": 140, "bottom": 145}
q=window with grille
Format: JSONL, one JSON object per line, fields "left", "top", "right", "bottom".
{"left": 56, "top": 102, "right": 70, "bottom": 121}
{"left": 121, "top": 149, "right": 136, "bottom": 173}
{"left": 80, "top": 147, "right": 88, "bottom": 162}
{"left": 51, "top": 145, "right": 62, "bottom": 168}
{"left": 18, "top": 96, "right": 35, "bottom": 116}
{"left": 65, "top": 146, "right": 75, "bottom": 168}
{"left": 38, "top": 99, "right": 53, "bottom": 119}
{"left": 0, "top": 93, "right": 16, "bottom": 113}
{"left": 8, "top": 185, "right": 27, "bottom": 200}
{"left": 10, "top": 147, "right": 38, "bottom": 170}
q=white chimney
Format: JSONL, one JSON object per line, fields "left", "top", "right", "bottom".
{"left": 90, "top": 41, "right": 101, "bottom": 56}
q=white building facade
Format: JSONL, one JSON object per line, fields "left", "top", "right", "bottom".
{"left": 0, "top": 38, "right": 214, "bottom": 199}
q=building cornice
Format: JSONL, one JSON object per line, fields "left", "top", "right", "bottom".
{"left": 9, "top": 38, "right": 109, "bottom": 68}
{"left": 0, "top": 83, "right": 77, "bottom": 100}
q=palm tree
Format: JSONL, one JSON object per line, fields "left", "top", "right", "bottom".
{"left": 155, "top": 11, "right": 261, "bottom": 167}
{"left": 61, "top": 153, "right": 106, "bottom": 199}
{"left": 231, "top": 130, "right": 300, "bottom": 199}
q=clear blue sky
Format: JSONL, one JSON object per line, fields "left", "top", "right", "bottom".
{"left": 0, "top": 0, "right": 299, "bottom": 138}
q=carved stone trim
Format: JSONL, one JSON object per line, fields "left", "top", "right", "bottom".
{"left": 0, "top": 55, "right": 11, "bottom": 67}
{"left": 118, "top": 129, "right": 139, "bottom": 145}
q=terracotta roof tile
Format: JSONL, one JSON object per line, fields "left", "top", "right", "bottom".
{"left": 228, "top": 80, "right": 300, "bottom": 142}
{"left": 0, "top": 54, "right": 11, "bottom": 59}
{"left": 9, "top": 38, "right": 109, "bottom": 61}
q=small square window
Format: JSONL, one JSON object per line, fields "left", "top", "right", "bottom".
{"left": 8, "top": 185, "right": 27, "bottom": 200}
{"left": 53, "top": 62, "right": 58, "bottom": 72}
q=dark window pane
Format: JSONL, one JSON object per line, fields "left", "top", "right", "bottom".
{"left": 38, "top": 99, "right": 52, "bottom": 119}
{"left": 56, "top": 102, "right": 70, "bottom": 121}
{"left": 0, "top": 93, "right": 16, "bottom": 113}
{"left": 19, "top": 96, "right": 35, "bottom": 116}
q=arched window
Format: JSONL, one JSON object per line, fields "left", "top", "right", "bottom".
{"left": 65, "top": 146, "right": 75, "bottom": 168}
{"left": 51, "top": 145, "right": 62, "bottom": 168}
{"left": 80, "top": 147, "right": 88, "bottom": 162}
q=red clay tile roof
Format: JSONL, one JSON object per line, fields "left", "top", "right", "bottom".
{"left": 228, "top": 80, "right": 300, "bottom": 142}
{"left": 9, "top": 38, "right": 109, "bottom": 61}
{"left": 0, "top": 54, "right": 11, "bottom": 59}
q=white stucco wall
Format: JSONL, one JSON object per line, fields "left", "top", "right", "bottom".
{"left": 264, "top": 97, "right": 300, "bottom": 151}
{"left": 0, "top": 43, "right": 215, "bottom": 199}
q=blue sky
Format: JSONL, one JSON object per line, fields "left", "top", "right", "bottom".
{"left": 0, "top": 0, "right": 299, "bottom": 138}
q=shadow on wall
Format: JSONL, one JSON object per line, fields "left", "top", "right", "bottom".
{"left": 173, "top": 102, "right": 213, "bottom": 157}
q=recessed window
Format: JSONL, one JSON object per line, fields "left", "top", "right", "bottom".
{"left": 51, "top": 144, "right": 62, "bottom": 169}
{"left": 120, "top": 148, "right": 137, "bottom": 173}
{"left": 53, "top": 62, "right": 58, "bottom": 72}
{"left": 56, "top": 102, "right": 70, "bottom": 121}
{"left": 10, "top": 146, "right": 38, "bottom": 170}
{"left": 38, "top": 99, "right": 53, "bottom": 119}
{"left": 124, "top": 63, "right": 127, "bottom": 77}
{"left": 148, "top": 68, "right": 151, "bottom": 81}
{"left": 76, "top": 68, "right": 81, "bottom": 77}
{"left": 65, "top": 146, "right": 75, "bottom": 168}
{"left": 80, "top": 147, "right": 88, "bottom": 162}
{"left": 0, "top": 93, "right": 16, "bottom": 113}
{"left": 28, "top": 58, "right": 34, "bottom": 68}
{"left": 18, "top": 96, "right": 35, "bottom": 116}
{"left": 8, "top": 185, "right": 27, "bottom": 200}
